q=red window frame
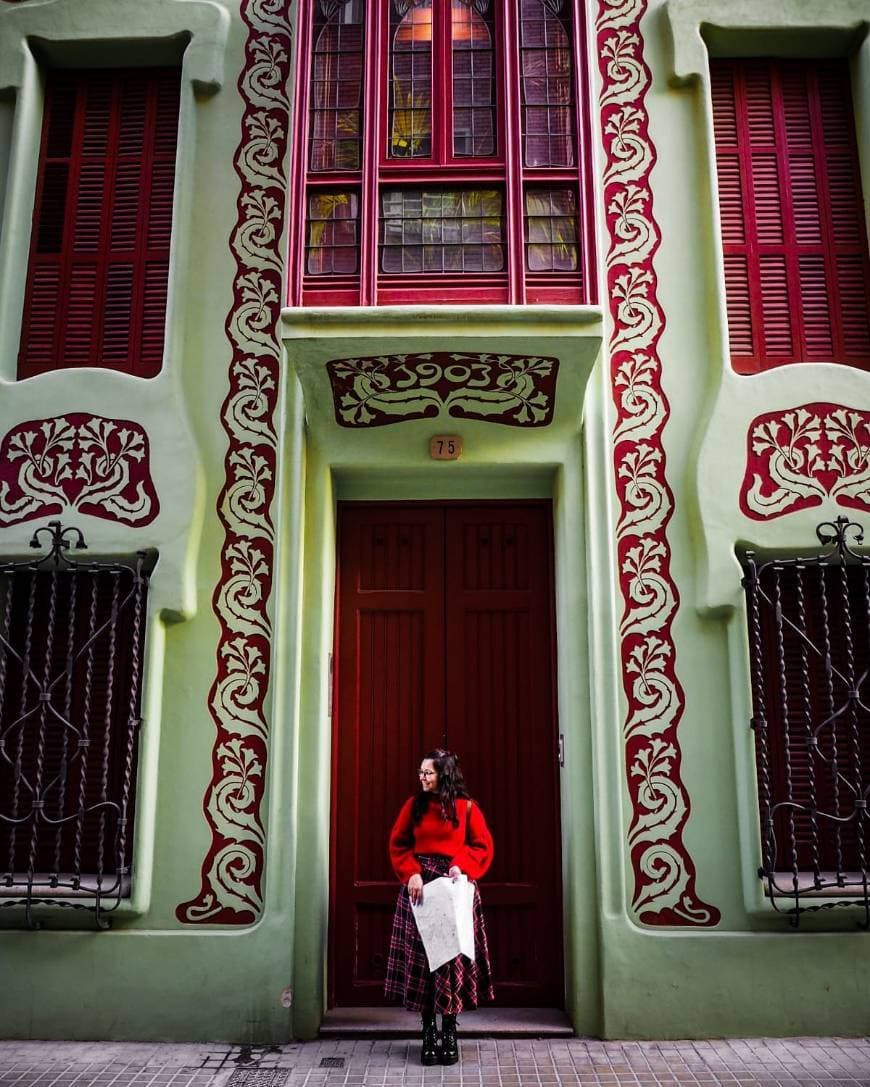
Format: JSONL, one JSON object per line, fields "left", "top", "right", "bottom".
{"left": 289, "top": 0, "right": 596, "bottom": 307}
{"left": 18, "top": 68, "right": 180, "bottom": 380}
{"left": 711, "top": 58, "right": 870, "bottom": 374}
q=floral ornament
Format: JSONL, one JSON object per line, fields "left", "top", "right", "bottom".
{"left": 741, "top": 404, "right": 870, "bottom": 521}
{"left": 0, "top": 414, "right": 158, "bottom": 527}
{"left": 177, "top": 0, "right": 291, "bottom": 926}
{"left": 327, "top": 352, "right": 559, "bottom": 428}
{"left": 598, "top": 0, "right": 720, "bottom": 925}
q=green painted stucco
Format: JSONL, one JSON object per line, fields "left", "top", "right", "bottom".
{"left": 0, "top": 0, "right": 868, "bottom": 1044}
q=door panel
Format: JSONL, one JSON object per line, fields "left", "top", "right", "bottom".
{"left": 331, "top": 502, "right": 563, "bottom": 1007}
{"left": 444, "top": 506, "right": 563, "bottom": 1005}
{"left": 333, "top": 507, "right": 446, "bottom": 1006}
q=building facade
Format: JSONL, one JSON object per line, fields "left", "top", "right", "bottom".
{"left": 0, "top": 0, "right": 869, "bottom": 1043}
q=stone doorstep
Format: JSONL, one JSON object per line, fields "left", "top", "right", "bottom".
{"left": 319, "top": 1009, "right": 575, "bottom": 1038}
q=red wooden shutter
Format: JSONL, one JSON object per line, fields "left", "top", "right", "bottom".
{"left": 711, "top": 59, "right": 870, "bottom": 374}
{"left": 18, "top": 69, "right": 180, "bottom": 380}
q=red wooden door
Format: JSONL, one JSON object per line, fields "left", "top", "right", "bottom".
{"left": 331, "top": 502, "right": 563, "bottom": 1008}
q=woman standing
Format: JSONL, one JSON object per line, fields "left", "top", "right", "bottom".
{"left": 384, "top": 748, "right": 495, "bottom": 1065}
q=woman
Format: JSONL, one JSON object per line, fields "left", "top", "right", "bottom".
{"left": 384, "top": 748, "right": 495, "bottom": 1066}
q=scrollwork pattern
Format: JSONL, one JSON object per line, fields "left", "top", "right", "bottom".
{"left": 176, "top": 0, "right": 290, "bottom": 925}
{"left": 327, "top": 352, "right": 559, "bottom": 428}
{"left": 0, "top": 414, "right": 159, "bottom": 528}
{"left": 740, "top": 404, "right": 870, "bottom": 520}
{"left": 597, "top": 0, "right": 720, "bottom": 925}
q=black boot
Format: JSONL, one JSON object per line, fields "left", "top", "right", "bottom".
{"left": 420, "top": 1013, "right": 440, "bottom": 1066}
{"left": 440, "top": 1014, "right": 459, "bottom": 1065}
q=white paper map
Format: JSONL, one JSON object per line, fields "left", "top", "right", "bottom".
{"left": 410, "top": 875, "right": 476, "bottom": 972}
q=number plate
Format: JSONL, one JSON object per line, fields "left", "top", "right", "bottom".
{"left": 429, "top": 435, "right": 463, "bottom": 460}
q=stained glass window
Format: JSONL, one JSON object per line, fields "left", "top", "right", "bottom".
{"left": 525, "top": 189, "right": 578, "bottom": 273}
{"left": 390, "top": 0, "right": 433, "bottom": 158}
{"left": 451, "top": 0, "right": 496, "bottom": 157}
{"left": 295, "top": 0, "right": 592, "bottom": 304}
{"left": 309, "top": 0, "right": 365, "bottom": 172}
{"left": 307, "top": 192, "right": 360, "bottom": 275}
{"left": 520, "top": 0, "right": 576, "bottom": 168}
{"left": 381, "top": 189, "right": 504, "bottom": 273}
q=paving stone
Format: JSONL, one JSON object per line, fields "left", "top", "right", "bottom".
{"left": 1, "top": 1041, "right": 870, "bottom": 1087}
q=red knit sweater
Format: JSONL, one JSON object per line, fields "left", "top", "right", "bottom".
{"left": 388, "top": 794, "right": 494, "bottom": 883}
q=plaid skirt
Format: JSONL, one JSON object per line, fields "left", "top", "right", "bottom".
{"left": 384, "top": 853, "right": 494, "bottom": 1015}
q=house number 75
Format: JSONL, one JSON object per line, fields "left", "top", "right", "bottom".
{"left": 429, "top": 435, "right": 463, "bottom": 460}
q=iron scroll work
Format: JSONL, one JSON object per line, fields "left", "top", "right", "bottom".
{"left": 743, "top": 516, "right": 870, "bottom": 926}
{"left": 0, "top": 522, "right": 152, "bottom": 929}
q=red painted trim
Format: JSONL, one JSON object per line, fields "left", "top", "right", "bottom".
{"left": 362, "top": 0, "right": 382, "bottom": 304}
{"left": 288, "top": 0, "right": 314, "bottom": 307}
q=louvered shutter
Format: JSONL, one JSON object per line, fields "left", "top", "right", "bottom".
{"left": 18, "top": 69, "right": 180, "bottom": 379}
{"left": 711, "top": 59, "right": 870, "bottom": 374}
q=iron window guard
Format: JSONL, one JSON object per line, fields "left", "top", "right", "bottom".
{"left": 0, "top": 522, "right": 153, "bottom": 929}
{"left": 742, "top": 516, "right": 870, "bottom": 928}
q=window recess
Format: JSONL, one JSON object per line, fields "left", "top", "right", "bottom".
{"left": 742, "top": 516, "right": 870, "bottom": 926}
{"left": 711, "top": 58, "right": 870, "bottom": 374}
{"left": 0, "top": 522, "right": 153, "bottom": 929}
{"left": 292, "top": 0, "right": 595, "bottom": 306}
{"left": 18, "top": 68, "right": 180, "bottom": 380}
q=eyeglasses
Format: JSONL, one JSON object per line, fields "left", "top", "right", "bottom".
{"left": 417, "top": 770, "right": 436, "bottom": 778}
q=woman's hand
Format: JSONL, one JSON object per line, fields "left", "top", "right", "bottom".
{"left": 448, "top": 866, "right": 462, "bottom": 881}
{"left": 407, "top": 873, "right": 424, "bottom": 904}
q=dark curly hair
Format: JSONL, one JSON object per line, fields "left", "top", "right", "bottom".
{"left": 412, "top": 748, "right": 470, "bottom": 827}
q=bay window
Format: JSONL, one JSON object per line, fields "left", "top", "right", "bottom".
{"left": 291, "top": 0, "right": 594, "bottom": 306}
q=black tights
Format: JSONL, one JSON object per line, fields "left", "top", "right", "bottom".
{"left": 421, "top": 976, "right": 436, "bottom": 1018}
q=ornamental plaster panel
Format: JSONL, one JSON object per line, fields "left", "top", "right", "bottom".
{"left": 0, "top": 414, "right": 159, "bottom": 528}
{"left": 597, "top": 0, "right": 720, "bottom": 926}
{"left": 327, "top": 352, "right": 559, "bottom": 428}
{"left": 176, "top": 0, "right": 291, "bottom": 926}
{"left": 740, "top": 404, "right": 870, "bottom": 521}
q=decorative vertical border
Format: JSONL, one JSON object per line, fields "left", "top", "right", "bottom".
{"left": 596, "top": 0, "right": 720, "bottom": 924}
{"left": 176, "top": 0, "right": 290, "bottom": 923}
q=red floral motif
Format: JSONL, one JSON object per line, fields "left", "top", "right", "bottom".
{"left": 176, "top": 0, "right": 290, "bottom": 925}
{"left": 0, "top": 414, "right": 158, "bottom": 527}
{"left": 741, "top": 404, "right": 870, "bottom": 521}
{"left": 327, "top": 352, "right": 559, "bottom": 428}
{"left": 598, "top": 0, "right": 720, "bottom": 925}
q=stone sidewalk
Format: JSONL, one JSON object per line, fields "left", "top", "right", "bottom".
{"left": 1, "top": 1038, "right": 869, "bottom": 1087}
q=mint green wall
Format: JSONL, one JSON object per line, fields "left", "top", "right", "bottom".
{"left": 0, "top": 0, "right": 869, "bottom": 1044}
{"left": 584, "top": 0, "right": 870, "bottom": 1039}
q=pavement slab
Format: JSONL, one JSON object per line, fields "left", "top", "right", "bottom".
{"left": 0, "top": 1039, "right": 868, "bottom": 1087}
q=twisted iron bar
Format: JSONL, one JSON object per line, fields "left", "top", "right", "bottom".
{"left": 0, "top": 522, "right": 153, "bottom": 929}
{"left": 743, "top": 516, "right": 870, "bottom": 926}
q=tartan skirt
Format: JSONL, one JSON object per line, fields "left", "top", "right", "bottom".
{"left": 384, "top": 853, "right": 495, "bottom": 1015}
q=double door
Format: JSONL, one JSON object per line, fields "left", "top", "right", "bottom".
{"left": 331, "top": 502, "right": 563, "bottom": 1007}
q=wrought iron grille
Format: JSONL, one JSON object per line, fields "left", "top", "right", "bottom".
{"left": 743, "top": 516, "right": 870, "bottom": 926}
{"left": 0, "top": 522, "right": 152, "bottom": 928}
